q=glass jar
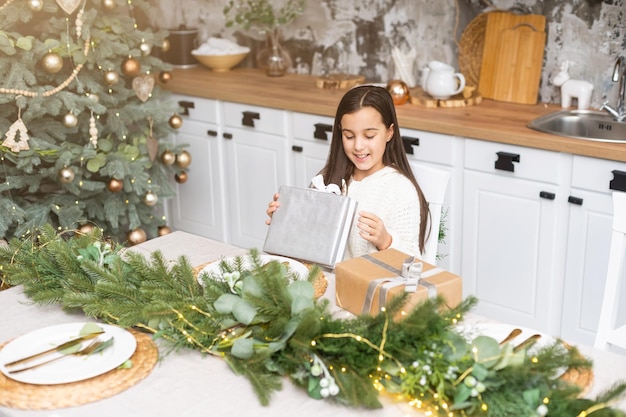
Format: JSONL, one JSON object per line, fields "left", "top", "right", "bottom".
{"left": 256, "top": 28, "right": 292, "bottom": 77}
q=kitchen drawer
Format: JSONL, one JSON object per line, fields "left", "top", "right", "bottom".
{"left": 464, "top": 139, "right": 562, "bottom": 184}
{"left": 571, "top": 155, "right": 626, "bottom": 194}
{"left": 292, "top": 112, "right": 334, "bottom": 143}
{"left": 223, "top": 102, "right": 288, "bottom": 136}
{"left": 400, "top": 128, "right": 457, "bottom": 166}
{"left": 171, "top": 94, "right": 219, "bottom": 125}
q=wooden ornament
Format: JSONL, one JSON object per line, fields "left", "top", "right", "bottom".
{"left": 132, "top": 75, "right": 154, "bottom": 102}
{"left": 127, "top": 228, "right": 147, "bottom": 245}
{"left": 2, "top": 118, "right": 30, "bottom": 152}
{"left": 56, "top": 0, "right": 81, "bottom": 14}
{"left": 175, "top": 150, "right": 192, "bottom": 168}
{"left": 146, "top": 135, "right": 158, "bottom": 161}
{"left": 121, "top": 57, "right": 141, "bottom": 76}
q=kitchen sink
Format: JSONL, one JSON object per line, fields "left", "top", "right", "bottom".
{"left": 528, "top": 109, "right": 626, "bottom": 143}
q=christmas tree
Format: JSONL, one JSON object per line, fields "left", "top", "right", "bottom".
{"left": 0, "top": 0, "right": 186, "bottom": 245}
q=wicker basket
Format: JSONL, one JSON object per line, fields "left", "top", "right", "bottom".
{"left": 458, "top": 12, "right": 490, "bottom": 88}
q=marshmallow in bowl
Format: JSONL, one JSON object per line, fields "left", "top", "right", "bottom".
{"left": 192, "top": 37, "right": 250, "bottom": 55}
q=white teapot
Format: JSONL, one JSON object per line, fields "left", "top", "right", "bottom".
{"left": 421, "top": 61, "right": 465, "bottom": 100}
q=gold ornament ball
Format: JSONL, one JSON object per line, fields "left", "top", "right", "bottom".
{"left": 139, "top": 42, "right": 153, "bottom": 56}
{"left": 144, "top": 191, "right": 159, "bottom": 206}
{"left": 28, "top": 0, "right": 43, "bottom": 11}
{"left": 159, "top": 71, "right": 172, "bottom": 83}
{"left": 161, "top": 39, "right": 171, "bottom": 53}
{"left": 104, "top": 70, "right": 120, "bottom": 85}
{"left": 175, "top": 150, "right": 192, "bottom": 168}
{"left": 102, "top": 0, "right": 117, "bottom": 9}
{"left": 160, "top": 150, "right": 176, "bottom": 165}
{"left": 121, "top": 57, "right": 141, "bottom": 76}
{"left": 158, "top": 225, "right": 172, "bottom": 236}
{"left": 127, "top": 228, "right": 147, "bottom": 245}
{"left": 63, "top": 112, "right": 78, "bottom": 128}
{"left": 107, "top": 178, "right": 124, "bottom": 192}
{"left": 41, "top": 52, "right": 64, "bottom": 74}
{"left": 78, "top": 223, "right": 96, "bottom": 234}
{"left": 168, "top": 114, "right": 183, "bottom": 129}
{"left": 386, "top": 79, "right": 410, "bottom": 105}
{"left": 175, "top": 171, "right": 188, "bottom": 184}
{"left": 58, "top": 167, "right": 75, "bottom": 183}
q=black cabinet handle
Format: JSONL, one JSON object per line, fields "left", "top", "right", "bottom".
{"left": 401, "top": 136, "right": 420, "bottom": 155}
{"left": 207, "top": 130, "right": 218, "bottom": 137}
{"left": 609, "top": 170, "right": 626, "bottom": 192}
{"left": 292, "top": 145, "right": 303, "bottom": 152}
{"left": 539, "top": 191, "right": 555, "bottom": 200}
{"left": 568, "top": 196, "right": 583, "bottom": 205}
{"left": 178, "top": 100, "right": 195, "bottom": 116}
{"left": 495, "top": 151, "right": 521, "bottom": 172}
{"left": 242, "top": 111, "right": 260, "bottom": 127}
{"left": 313, "top": 123, "right": 332, "bottom": 140}
{"left": 223, "top": 132, "right": 233, "bottom": 140}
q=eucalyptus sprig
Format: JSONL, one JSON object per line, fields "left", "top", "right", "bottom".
{"left": 223, "top": 0, "right": 305, "bottom": 33}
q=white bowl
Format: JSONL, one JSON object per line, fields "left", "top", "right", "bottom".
{"left": 192, "top": 51, "right": 250, "bottom": 72}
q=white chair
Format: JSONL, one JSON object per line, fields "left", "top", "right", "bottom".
{"left": 412, "top": 164, "right": 451, "bottom": 265}
{"left": 594, "top": 191, "right": 626, "bottom": 351}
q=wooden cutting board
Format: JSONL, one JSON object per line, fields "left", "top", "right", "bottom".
{"left": 478, "top": 12, "right": 546, "bottom": 104}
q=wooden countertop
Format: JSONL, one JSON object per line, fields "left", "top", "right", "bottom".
{"left": 163, "top": 67, "right": 626, "bottom": 162}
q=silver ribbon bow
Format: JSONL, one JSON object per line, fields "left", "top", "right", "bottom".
{"left": 361, "top": 255, "right": 442, "bottom": 314}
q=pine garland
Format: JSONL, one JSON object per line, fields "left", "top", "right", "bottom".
{"left": 1, "top": 224, "right": 626, "bottom": 416}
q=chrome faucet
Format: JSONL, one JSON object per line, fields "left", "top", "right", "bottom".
{"left": 600, "top": 56, "right": 626, "bottom": 121}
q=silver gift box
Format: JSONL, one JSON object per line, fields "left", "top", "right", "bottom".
{"left": 263, "top": 185, "right": 358, "bottom": 269}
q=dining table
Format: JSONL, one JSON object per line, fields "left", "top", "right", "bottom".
{"left": 1, "top": 231, "right": 625, "bottom": 417}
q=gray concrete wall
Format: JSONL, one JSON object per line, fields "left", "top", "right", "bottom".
{"left": 151, "top": 0, "right": 625, "bottom": 108}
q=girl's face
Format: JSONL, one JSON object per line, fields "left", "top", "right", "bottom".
{"left": 340, "top": 106, "right": 393, "bottom": 181}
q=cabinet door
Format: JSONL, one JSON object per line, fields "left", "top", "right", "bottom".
{"left": 168, "top": 119, "right": 227, "bottom": 242}
{"left": 291, "top": 140, "right": 329, "bottom": 188}
{"left": 223, "top": 128, "right": 290, "bottom": 250}
{"left": 560, "top": 156, "right": 626, "bottom": 346}
{"left": 461, "top": 170, "right": 561, "bottom": 333}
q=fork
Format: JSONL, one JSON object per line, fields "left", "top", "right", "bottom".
{"left": 8, "top": 338, "right": 104, "bottom": 374}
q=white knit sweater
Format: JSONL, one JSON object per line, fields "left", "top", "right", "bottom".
{"left": 344, "top": 166, "right": 421, "bottom": 260}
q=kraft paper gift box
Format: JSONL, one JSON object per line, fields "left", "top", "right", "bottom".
{"left": 263, "top": 185, "right": 358, "bottom": 269}
{"left": 335, "top": 248, "right": 462, "bottom": 318}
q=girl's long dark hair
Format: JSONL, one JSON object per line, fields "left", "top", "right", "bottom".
{"left": 319, "top": 85, "right": 431, "bottom": 254}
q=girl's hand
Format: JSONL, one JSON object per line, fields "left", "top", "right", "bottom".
{"left": 357, "top": 211, "right": 392, "bottom": 250}
{"left": 265, "top": 193, "right": 280, "bottom": 225}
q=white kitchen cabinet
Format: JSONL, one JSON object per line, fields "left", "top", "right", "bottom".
{"left": 401, "top": 128, "right": 463, "bottom": 273}
{"left": 222, "top": 102, "right": 291, "bottom": 250}
{"left": 166, "top": 95, "right": 228, "bottom": 242}
{"left": 560, "top": 156, "right": 626, "bottom": 346}
{"left": 291, "top": 112, "right": 333, "bottom": 188}
{"left": 461, "top": 139, "right": 571, "bottom": 335}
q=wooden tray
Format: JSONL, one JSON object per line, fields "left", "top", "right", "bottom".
{"left": 315, "top": 74, "right": 365, "bottom": 89}
{"left": 409, "top": 86, "right": 482, "bottom": 108}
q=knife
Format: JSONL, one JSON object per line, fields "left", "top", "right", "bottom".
{"left": 3, "top": 330, "right": 105, "bottom": 368}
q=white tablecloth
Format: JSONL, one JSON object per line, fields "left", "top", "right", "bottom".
{"left": 1, "top": 231, "right": 625, "bottom": 417}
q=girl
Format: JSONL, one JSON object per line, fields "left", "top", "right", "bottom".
{"left": 267, "top": 85, "right": 430, "bottom": 259}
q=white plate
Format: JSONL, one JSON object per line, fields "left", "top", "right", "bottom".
{"left": 0, "top": 322, "right": 137, "bottom": 385}
{"left": 456, "top": 322, "right": 557, "bottom": 352}
{"left": 197, "top": 254, "right": 310, "bottom": 285}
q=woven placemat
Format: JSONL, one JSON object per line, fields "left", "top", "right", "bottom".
{"left": 0, "top": 329, "right": 158, "bottom": 410}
